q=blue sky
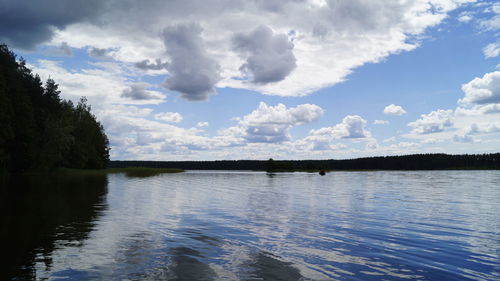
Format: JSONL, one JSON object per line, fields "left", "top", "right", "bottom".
{"left": 3, "top": 0, "right": 500, "bottom": 160}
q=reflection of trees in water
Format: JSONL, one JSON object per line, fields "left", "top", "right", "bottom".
{"left": 0, "top": 174, "right": 108, "bottom": 280}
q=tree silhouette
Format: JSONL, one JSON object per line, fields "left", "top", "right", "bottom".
{"left": 0, "top": 43, "right": 109, "bottom": 172}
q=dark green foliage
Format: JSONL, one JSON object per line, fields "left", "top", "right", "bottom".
{"left": 266, "top": 158, "right": 275, "bottom": 172}
{"left": 109, "top": 153, "right": 500, "bottom": 171}
{"left": 63, "top": 97, "right": 110, "bottom": 169}
{"left": 0, "top": 44, "right": 109, "bottom": 171}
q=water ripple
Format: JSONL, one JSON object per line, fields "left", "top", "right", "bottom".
{"left": 3, "top": 171, "right": 499, "bottom": 280}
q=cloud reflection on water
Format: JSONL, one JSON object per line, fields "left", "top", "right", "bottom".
{"left": 3, "top": 171, "right": 499, "bottom": 280}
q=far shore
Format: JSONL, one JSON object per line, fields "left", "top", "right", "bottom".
{"left": 107, "top": 154, "right": 500, "bottom": 171}
{"left": 266, "top": 167, "right": 500, "bottom": 172}
{"left": 0, "top": 167, "right": 184, "bottom": 178}
{"left": 58, "top": 167, "right": 184, "bottom": 177}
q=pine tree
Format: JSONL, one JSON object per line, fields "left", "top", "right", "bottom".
{"left": 0, "top": 44, "right": 110, "bottom": 172}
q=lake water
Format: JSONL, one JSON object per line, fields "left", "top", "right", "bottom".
{"left": 1, "top": 171, "right": 499, "bottom": 280}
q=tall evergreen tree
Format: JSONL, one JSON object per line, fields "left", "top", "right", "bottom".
{"left": 0, "top": 44, "right": 110, "bottom": 172}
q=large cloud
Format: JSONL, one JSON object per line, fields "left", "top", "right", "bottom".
{"left": 35, "top": 0, "right": 474, "bottom": 98}
{"left": 0, "top": 0, "right": 104, "bottom": 49}
{"left": 232, "top": 25, "right": 296, "bottom": 84}
{"left": 310, "top": 115, "right": 371, "bottom": 139}
{"left": 459, "top": 71, "right": 500, "bottom": 105}
{"left": 161, "top": 23, "right": 221, "bottom": 101}
{"left": 408, "top": 109, "right": 454, "bottom": 134}
{"left": 224, "top": 102, "right": 324, "bottom": 143}
{"left": 99, "top": 113, "right": 213, "bottom": 160}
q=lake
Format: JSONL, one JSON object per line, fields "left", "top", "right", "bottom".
{"left": 1, "top": 170, "right": 499, "bottom": 280}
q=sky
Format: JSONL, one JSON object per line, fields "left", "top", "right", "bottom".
{"left": 1, "top": 0, "right": 499, "bottom": 161}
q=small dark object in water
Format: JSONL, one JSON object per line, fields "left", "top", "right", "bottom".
{"left": 319, "top": 170, "right": 326, "bottom": 176}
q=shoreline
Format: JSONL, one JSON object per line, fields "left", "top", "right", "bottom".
{"left": 1, "top": 167, "right": 185, "bottom": 178}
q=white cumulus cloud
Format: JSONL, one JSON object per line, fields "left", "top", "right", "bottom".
{"left": 310, "top": 115, "right": 371, "bottom": 139}
{"left": 408, "top": 109, "right": 454, "bottom": 134}
{"left": 459, "top": 71, "right": 500, "bottom": 105}
{"left": 224, "top": 102, "right": 324, "bottom": 143}
{"left": 384, "top": 104, "right": 407, "bottom": 115}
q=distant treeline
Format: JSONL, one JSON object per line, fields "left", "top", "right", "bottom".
{"left": 109, "top": 153, "right": 500, "bottom": 171}
{"left": 0, "top": 44, "right": 110, "bottom": 172}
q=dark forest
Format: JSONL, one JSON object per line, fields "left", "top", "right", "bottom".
{"left": 109, "top": 153, "right": 500, "bottom": 171}
{"left": 0, "top": 44, "right": 109, "bottom": 172}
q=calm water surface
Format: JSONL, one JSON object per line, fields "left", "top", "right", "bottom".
{"left": 1, "top": 171, "right": 499, "bottom": 280}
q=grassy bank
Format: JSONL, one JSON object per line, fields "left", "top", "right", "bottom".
{"left": 57, "top": 167, "right": 184, "bottom": 177}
